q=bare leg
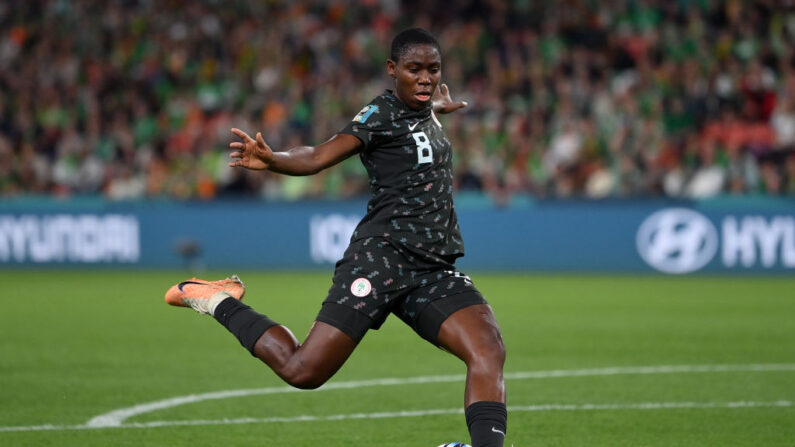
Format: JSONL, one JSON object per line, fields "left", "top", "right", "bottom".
{"left": 437, "top": 304, "right": 507, "bottom": 446}
{"left": 252, "top": 322, "right": 358, "bottom": 390}
{"left": 436, "top": 304, "right": 506, "bottom": 406}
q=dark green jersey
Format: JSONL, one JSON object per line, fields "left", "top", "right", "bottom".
{"left": 339, "top": 90, "right": 464, "bottom": 263}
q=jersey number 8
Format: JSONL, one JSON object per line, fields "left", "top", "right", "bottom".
{"left": 412, "top": 131, "right": 433, "bottom": 164}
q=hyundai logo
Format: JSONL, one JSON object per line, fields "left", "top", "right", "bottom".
{"left": 636, "top": 208, "right": 718, "bottom": 274}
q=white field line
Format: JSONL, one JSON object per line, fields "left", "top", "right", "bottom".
{"left": 0, "top": 363, "right": 792, "bottom": 433}
{"left": 85, "top": 363, "right": 795, "bottom": 428}
{"left": 0, "top": 400, "right": 792, "bottom": 433}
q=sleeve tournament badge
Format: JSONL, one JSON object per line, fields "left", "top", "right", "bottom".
{"left": 352, "top": 105, "right": 379, "bottom": 123}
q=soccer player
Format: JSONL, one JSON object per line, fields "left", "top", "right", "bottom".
{"left": 165, "top": 28, "right": 507, "bottom": 447}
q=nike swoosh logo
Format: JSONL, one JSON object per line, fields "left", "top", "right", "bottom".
{"left": 408, "top": 121, "right": 419, "bottom": 131}
{"left": 177, "top": 281, "right": 202, "bottom": 292}
{"left": 491, "top": 427, "right": 505, "bottom": 437}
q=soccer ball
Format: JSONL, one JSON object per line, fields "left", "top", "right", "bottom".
{"left": 437, "top": 444, "right": 471, "bottom": 447}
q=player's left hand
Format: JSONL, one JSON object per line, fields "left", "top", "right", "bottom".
{"left": 432, "top": 83, "right": 468, "bottom": 114}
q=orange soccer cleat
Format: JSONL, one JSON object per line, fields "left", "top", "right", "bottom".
{"left": 164, "top": 275, "right": 246, "bottom": 315}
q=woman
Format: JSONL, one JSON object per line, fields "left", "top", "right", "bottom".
{"left": 166, "top": 28, "right": 507, "bottom": 447}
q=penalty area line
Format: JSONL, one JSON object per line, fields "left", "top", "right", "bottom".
{"left": 0, "top": 400, "right": 792, "bottom": 433}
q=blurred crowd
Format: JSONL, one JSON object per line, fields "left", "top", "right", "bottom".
{"left": 1, "top": 0, "right": 795, "bottom": 202}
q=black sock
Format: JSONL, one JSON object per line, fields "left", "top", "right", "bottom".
{"left": 213, "top": 298, "right": 278, "bottom": 355}
{"left": 465, "top": 401, "right": 507, "bottom": 447}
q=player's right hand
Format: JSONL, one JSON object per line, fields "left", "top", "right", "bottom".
{"left": 229, "top": 128, "right": 273, "bottom": 170}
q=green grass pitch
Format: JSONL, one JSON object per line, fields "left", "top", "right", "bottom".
{"left": 1, "top": 270, "right": 793, "bottom": 446}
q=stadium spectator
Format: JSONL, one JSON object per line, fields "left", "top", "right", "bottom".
{"left": 1, "top": 0, "right": 794, "bottom": 201}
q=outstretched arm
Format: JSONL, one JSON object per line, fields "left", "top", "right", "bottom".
{"left": 433, "top": 83, "right": 468, "bottom": 114}
{"left": 228, "top": 129, "right": 362, "bottom": 176}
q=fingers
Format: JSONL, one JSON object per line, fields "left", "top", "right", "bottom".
{"left": 231, "top": 127, "right": 253, "bottom": 142}
{"left": 228, "top": 134, "right": 244, "bottom": 165}
{"left": 228, "top": 129, "right": 269, "bottom": 169}
{"left": 229, "top": 129, "right": 252, "bottom": 168}
{"left": 439, "top": 83, "right": 449, "bottom": 95}
{"left": 444, "top": 104, "right": 465, "bottom": 114}
{"left": 230, "top": 129, "right": 268, "bottom": 150}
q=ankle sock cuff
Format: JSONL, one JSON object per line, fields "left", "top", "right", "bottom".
{"left": 213, "top": 298, "right": 278, "bottom": 355}
{"left": 465, "top": 400, "right": 507, "bottom": 447}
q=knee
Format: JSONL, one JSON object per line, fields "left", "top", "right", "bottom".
{"left": 279, "top": 361, "right": 331, "bottom": 390}
{"left": 285, "top": 375, "right": 326, "bottom": 390}
{"left": 468, "top": 334, "right": 506, "bottom": 373}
